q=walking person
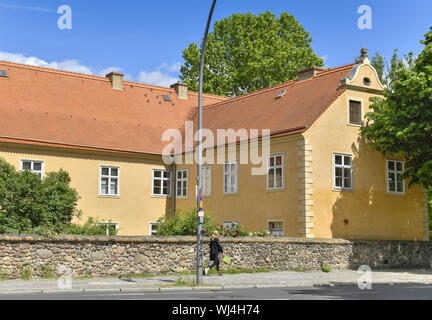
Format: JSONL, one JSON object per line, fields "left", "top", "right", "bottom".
{"left": 205, "top": 230, "right": 223, "bottom": 276}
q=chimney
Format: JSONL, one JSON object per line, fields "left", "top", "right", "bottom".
{"left": 296, "top": 67, "right": 326, "bottom": 82}
{"left": 106, "top": 72, "right": 124, "bottom": 91}
{"left": 170, "top": 82, "right": 188, "bottom": 100}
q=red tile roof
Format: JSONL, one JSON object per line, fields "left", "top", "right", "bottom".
{"left": 188, "top": 63, "right": 356, "bottom": 149}
{"left": 0, "top": 61, "right": 226, "bottom": 155}
{"left": 0, "top": 60, "right": 355, "bottom": 155}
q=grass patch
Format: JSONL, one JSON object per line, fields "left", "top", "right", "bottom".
{"left": 21, "top": 264, "right": 32, "bottom": 280}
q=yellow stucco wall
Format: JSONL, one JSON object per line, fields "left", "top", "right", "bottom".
{"left": 303, "top": 88, "right": 427, "bottom": 241}
{"left": 175, "top": 135, "right": 303, "bottom": 237}
{"left": 0, "top": 143, "right": 172, "bottom": 236}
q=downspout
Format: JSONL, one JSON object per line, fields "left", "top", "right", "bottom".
{"left": 172, "top": 162, "right": 176, "bottom": 217}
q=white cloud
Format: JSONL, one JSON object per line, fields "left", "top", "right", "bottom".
{"left": 0, "top": 51, "right": 129, "bottom": 77}
{"left": 138, "top": 70, "right": 178, "bottom": 87}
{"left": 0, "top": 51, "right": 179, "bottom": 87}
{"left": 0, "top": 3, "right": 56, "bottom": 13}
{"left": 137, "top": 62, "right": 180, "bottom": 87}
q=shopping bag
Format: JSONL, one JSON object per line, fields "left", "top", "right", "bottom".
{"left": 222, "top": 253, "right": 232, "bottom": 265}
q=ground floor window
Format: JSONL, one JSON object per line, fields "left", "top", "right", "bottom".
{"left": 97, "top": 222, "right": 118, "bottom": 236}
{"left": 269, "top": 221, "right": 284, "bottom": 237}
{"left": 149, "top": 222, "right": 158, "bottom": 236}
{"left": 20, "top": 159, "right": 44, "bottom": 179}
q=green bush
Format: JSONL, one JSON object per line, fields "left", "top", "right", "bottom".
{"left": 0, "top": 158, "right": 80, "bottom": 235}
{"left": 213, "top": 223, "right": 249, "bottom": 238}
{"left": 156, "top": 208, "right": 215, "bottom": 236}
{"left": 0, "top": 157, "right": 114, "bottom": 236}
{"left": 62, "top": 217, "right": 117, "bottom": 236}
{"left": 155, "top": 208, "right": 250, "bottom": 238}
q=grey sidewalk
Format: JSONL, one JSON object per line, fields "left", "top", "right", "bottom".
{"left": 1, "top": 269, "right": 432, "bottom": 295}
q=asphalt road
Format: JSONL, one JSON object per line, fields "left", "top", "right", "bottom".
{"left": 1, "top": 284, "right": 432, "bottom": 300}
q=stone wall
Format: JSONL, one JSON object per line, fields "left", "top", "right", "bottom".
{"left": 0, "top": 235, "right": 430, "bottom": 279}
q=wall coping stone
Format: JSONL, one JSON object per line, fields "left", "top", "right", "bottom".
{"left": 0, "top": 234, "right": 429, "bottom": 246}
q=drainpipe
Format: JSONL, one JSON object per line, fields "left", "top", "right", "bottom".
{"left": 172, "top": 162, "right": 176, "bottom": 217}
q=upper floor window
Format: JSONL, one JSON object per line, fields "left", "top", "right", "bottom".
{"left": 176, "top": 169, "right": 188, "bottom": 198}
{"left": 387, "top": 160, "right": 404, "bottom": 194}
{"left": 152, "top": 169, "right": 172, "bottom": 196}
{"left": 224, "top": 161, "right": 238, "bottom": 194}
{"left": 333, "top": 154, "right": 353, "bottom": 190}
{"left": 203, "top": 165, "right": 212, "bottom": 196}
{"left": 21, "top": 160, "right": 44, "bottom": 179}
{"left": 349, "top": 100, "right": 362, "bottom": 125}
{"left": 267, "top": 154, "right": 284, "bottom": 190}
{"left": 100, "top": 166, "right": 119, "bottom": 196}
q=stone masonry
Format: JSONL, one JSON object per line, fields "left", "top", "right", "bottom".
{"left": 0, "top": 235, "right": 430, "bottom": 279}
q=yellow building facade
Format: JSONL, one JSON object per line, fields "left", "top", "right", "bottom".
{"left": 0, "top": 54, "right": 428, "bottom": 240}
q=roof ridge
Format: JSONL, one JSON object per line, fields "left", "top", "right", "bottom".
{"left": 203, "top": 80, "right": 297, "bottom": 111}
{"left": 203, "top": 63, "right": 356, "bottom": 111}
{"left": 0, "top": 60, "right": 227, "bottom": 100}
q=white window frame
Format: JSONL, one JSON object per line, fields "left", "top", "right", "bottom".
{"left": 97, "top": 222, "right": 119, "bottom": 236}
{"left": 99, "top": 165, "right": 120, "bottom": 197}
{"left": 386, "top": 159, "right": 405, "bottom": 194}
{"left": 149, "top": 222, "right": 158, "bottom": 236}
{"left": 267, "top": 154, "right": 284, "bottom": 190}
{"left": 176, "top": 169, "right": 188, "bottom": 198}
{"left": 223, "top": 161, "right": 238, "bottom": 194}
{"left": 333, "top": 153, "right": 353, "bottom": 191}
{"left": 268, "top": 221, "right": 284, "bottom": 237}
{"left": 223, "top": 221, "right": 238, "bottom": 229}
{"left": 152, "top": 169, "right": 172, "bottom": 197}
{"left": 203, "top": 165, "right": 212, "bottom": 196}
{"left": 20, "top": 159, "right": 44, "bottom": 179}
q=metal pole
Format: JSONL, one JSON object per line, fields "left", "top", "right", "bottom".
{"left": 196, "top": 0, "right": 217, "bottom": 286}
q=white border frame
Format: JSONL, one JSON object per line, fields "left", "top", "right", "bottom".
{"left": 20, "top": 158, "right": 45, "bottom": 180}
{"left": 223, "top": 161, "right": 238, "bottom": 195}
{"left": 332, "top": 153, "right": 353, "bottom": 191}
{"left": 176, "top": 168, "right": 189, "bottom": 198}
{"left": 386, "top": 159, "right": 405, "bottom": 195}
{"left": 267, "top": 153, "right": 284, "bottom": 190}
{"left": 151, "top": 169, "right": 172, "bottom": 197}
{"left": 99, "top": 165, "right": 120, "bottom": 197}
{"left": 203, "top": 165, "right": 212, "bottom": 196}
{"left": 268, "top": 220, "right": 284, "bottom": 237}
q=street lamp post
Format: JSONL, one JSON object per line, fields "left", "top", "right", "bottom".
{"left": 196, "top": 0, "right": 217, "bottom": 286}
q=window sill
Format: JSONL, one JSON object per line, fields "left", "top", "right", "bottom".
{"left": 332, "top": 188, "right": 353, "bottom": 193}
{"left": 347, "top": 123, "right": 363, "bottom": 128}
{"left": 151, "top": 195, "right": 172, "bottom": 199}
{"left": 98, "top": 195, "right": 120, "bottom": 199}
{"left": 386, "top": 191, "right": 405, "bottom": 196}
{"left": 266, "top": 188, "right": 285, "bottom": 193}
{"left": 223, "top": 192, "right": 239, "bottom": 197}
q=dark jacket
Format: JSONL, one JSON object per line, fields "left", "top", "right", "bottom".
{"left": 209, "top": 237, "right": 223, "bottom": 260}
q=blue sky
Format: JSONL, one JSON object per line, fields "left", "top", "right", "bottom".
{"left": 0, "top": 0, "right": 431, "bottom": 86}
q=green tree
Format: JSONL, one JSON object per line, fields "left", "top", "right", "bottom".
{"left": 360, "top": 27, "right": 432, "bottom": 190}
{"left": 370, "top": 52, "right": 386, "bottom": 84}
{"left": 0, "top": 158, "right": 80, "bottom": 234}
{"left": 180, "top": 11, "right": 323, "bottom": 97}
